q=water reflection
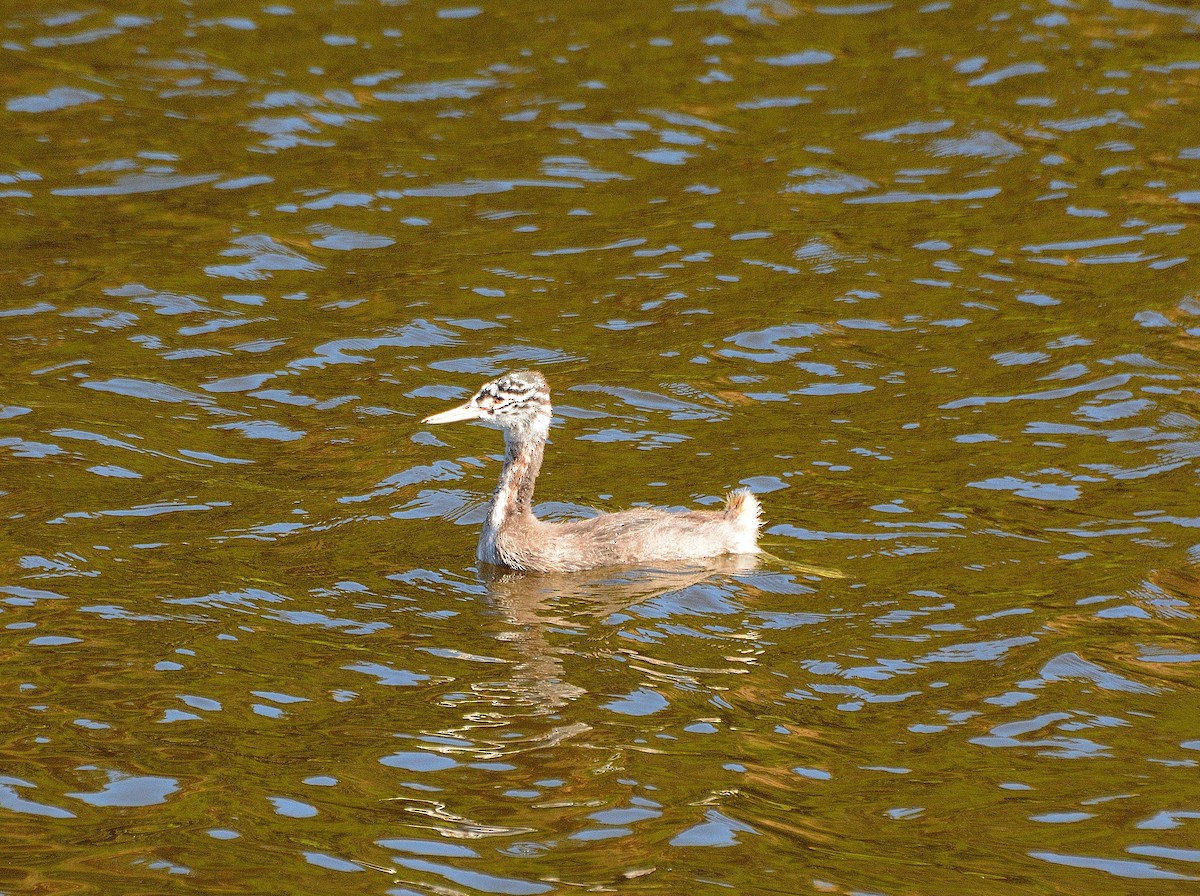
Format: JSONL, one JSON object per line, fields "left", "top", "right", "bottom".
{"left": 476, "top": 557, "right": 765, "bottom": 713}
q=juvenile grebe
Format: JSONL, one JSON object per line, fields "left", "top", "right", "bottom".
{"left": 421, "top": 369, "right": 762, "bottom": 572}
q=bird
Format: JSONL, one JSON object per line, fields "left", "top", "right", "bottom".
{"left": 421, "top": 369, "right": 762, "bottom": 573}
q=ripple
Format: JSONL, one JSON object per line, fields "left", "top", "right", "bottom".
{"left": 394, "top": 857, "right": 552, "bottom": 895}
{"left": 0, "top": 778, "right": 76, "bottom": 819}
{"left": 205, "top": 234, "right": 324, "bottom": 280}
{"left": 303, "top": 853, "right": 363, "bottom": 873}
{"left": 375, "top": 77, "right": 498, "bottom": 103}
{"left": 54, "top": 172, "right": 221, "bottom": 196}
{"left": 1030, "top": 851, "right": 1197, "bottom": 881}
{"left": 846, "top": 186, "right": 1001, "bottom": 204}
{"left": 379, "top": 837, "right": 479, "bottom": 858}
{"left": 930, "top": 131, "right": 1024, "bottom": 159}
{"left": 1038, "top": 652, "right": 1159, "bottom": 694}
{"left": 7, "top": 86, "right": 104, "bottom": 112}
{"left": 82, "top": 377, "right": 219, "bottom": 407}
{"left": 967, "top": 62, "right": 1048, "bottom": 87}
{"left": 344, "top": 662, "right": 433, "bottom": 687}
{"left": 785, "top": 167, "right": 876, "bottom": 195}
{"left": 67, "top": 771, "right": 178, "bottom": 807}
{"left": 307, "top": 224, "right": 394, "bottom": 250}
{"left": 601, "top": 687, "right": 670, "bottom": 716}
{"left": 758, "top": 50, "right": 835, "bottom": 66}
{"left": 669, "top": 809, "right": 759, "bottom": 847}
{"left": 401, "top": 178, "right": 583, "bottom": 198}
{"left": 968, "top": 476, "right": 1081, "bottom": 501}
{"left": 863, "top": 119, "right": 954, "bottom": 141}
{"left": 381, "top": 751, "right": 458, "bottom": 772}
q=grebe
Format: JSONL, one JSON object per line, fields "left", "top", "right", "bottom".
{"left": 421, "top": 369, "right": 761, "bottom": 572}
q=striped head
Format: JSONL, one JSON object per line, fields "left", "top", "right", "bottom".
{"left": 422, "top": 369, "right": 552, "bottom": 438}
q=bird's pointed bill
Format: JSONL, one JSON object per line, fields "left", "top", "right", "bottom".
{"left": 422, "top": 402, "right": 483, "bottom": 425}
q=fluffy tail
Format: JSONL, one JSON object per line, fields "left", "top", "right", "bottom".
{"left": 724, "top": 488, "right": 762, "bottom": 553}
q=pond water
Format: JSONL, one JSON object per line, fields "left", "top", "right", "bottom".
{"left": 3, "top": 1, "right": 1200, "bottom": 893}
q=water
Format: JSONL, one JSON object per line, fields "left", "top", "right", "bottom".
{"left": 3, "top": 1, "right": 1199, "bottom": 893}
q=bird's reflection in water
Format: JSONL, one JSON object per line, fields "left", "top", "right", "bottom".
{"left": 425, "top": 555, "right": 839, "bottom": 763}
{"left": 473, "top": 554, "right": 765, "bottom": 715}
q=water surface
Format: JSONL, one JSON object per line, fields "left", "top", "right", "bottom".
{"left": 3, "top": 1, "right": 1200, "bottom": 893}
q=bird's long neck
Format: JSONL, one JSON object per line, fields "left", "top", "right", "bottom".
{"left": 492, "top": 421, "right": 548, "bottom": 523}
